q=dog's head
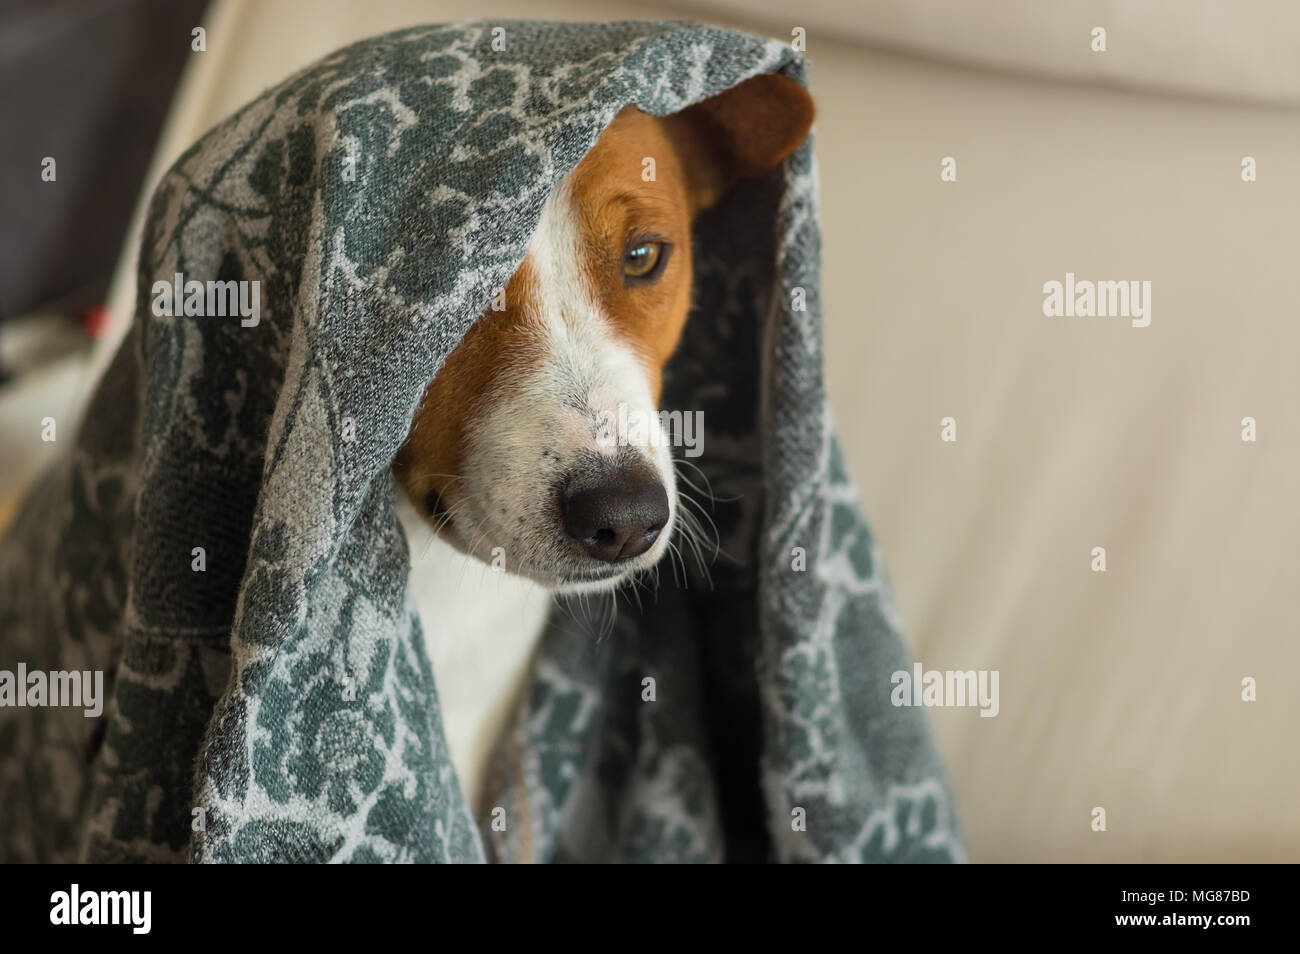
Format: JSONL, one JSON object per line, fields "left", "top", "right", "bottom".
{"left": 394, "top": 74, "right": 814, "bottom": 591}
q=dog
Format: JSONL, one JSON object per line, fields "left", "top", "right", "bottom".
{"left": 392, "top": 73, "right": 814, "bottom": 814}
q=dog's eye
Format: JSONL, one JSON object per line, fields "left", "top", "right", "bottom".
{"left": 623, "top": 240, "right": 665, "bottom": 280}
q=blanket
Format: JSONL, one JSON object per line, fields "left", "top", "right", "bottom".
{"left": 0, "top": 19, "right": 963, "bottom": 863}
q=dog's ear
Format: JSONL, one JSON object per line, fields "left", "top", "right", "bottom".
{"left": 664, "top": 72, "right": 814, "bottom": 215}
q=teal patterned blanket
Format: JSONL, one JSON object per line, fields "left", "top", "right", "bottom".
{"left": 0, "top": 20, "right": 962, "bottom": 863}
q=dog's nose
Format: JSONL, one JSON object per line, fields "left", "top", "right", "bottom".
{"left": 561, "top": 471, "right": 669, "bottom": 563}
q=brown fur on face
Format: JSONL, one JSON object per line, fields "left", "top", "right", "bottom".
{"left": 394, "top": 73, "right": 814, "bottom": 536}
